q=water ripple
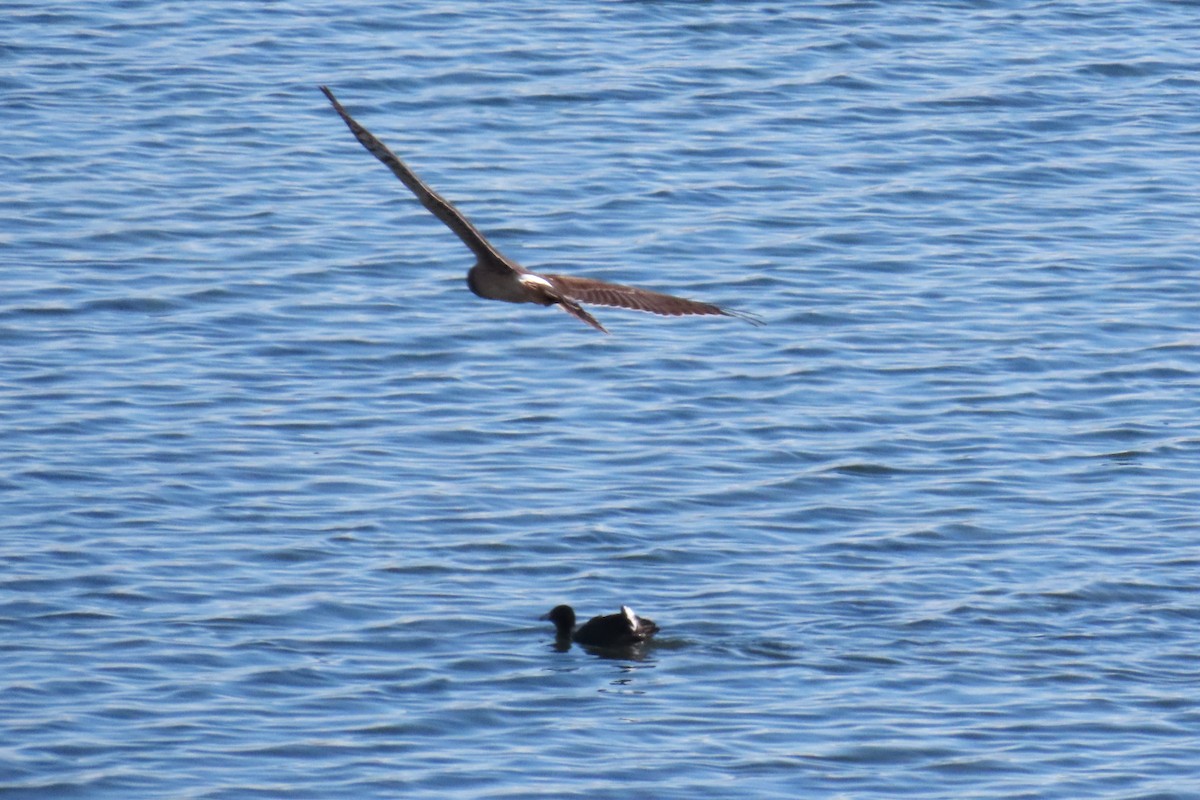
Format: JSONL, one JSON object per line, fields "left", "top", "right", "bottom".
{"left": 3, "top": 1, "right": 1200, "bottom": 798}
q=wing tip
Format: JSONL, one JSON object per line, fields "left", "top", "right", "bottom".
{"left": 721, "top": 307, "right": 766, "bottom": 326}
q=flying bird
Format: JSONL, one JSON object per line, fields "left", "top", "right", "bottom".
{"left": 320, "top": 86, "right": 760, "bottom": 333}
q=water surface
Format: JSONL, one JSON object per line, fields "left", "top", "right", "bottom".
{"left": 3, "top": 2, "right": 1199, "bottom": 798}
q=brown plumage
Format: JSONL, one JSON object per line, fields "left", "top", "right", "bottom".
{"left": 320, "top": 86, "right": 761, "bottom": 333}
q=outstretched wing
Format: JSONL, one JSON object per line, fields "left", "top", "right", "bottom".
{"left": 320, "top": 86, "right": 513, "bottom": 270}
{"left": 543, "top": 274, "right": 762, "bottom": 324}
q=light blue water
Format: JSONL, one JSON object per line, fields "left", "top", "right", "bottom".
{"left": 3, "top": 2, "right": 1200, "bottom": 798}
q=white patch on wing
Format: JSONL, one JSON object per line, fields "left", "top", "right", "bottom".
{"left": 518, "top": 274, "right": 554, "bottom": 289}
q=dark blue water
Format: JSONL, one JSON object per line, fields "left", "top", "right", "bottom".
{"left": 4, "top": 2, "right": 1200, "bottom": 797}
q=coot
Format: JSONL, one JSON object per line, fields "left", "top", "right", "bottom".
{"left": 541, "top": 604, "right": 659, "bottom": 648}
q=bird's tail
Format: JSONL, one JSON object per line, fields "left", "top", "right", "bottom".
{"left": 557, "top": 297, "right": 608, "bottom": 333}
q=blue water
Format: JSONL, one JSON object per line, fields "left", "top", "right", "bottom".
{"left": 4, "top": 1, "right": 1200, "bottom": 797}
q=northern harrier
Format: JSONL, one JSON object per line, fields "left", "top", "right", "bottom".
{"left": 320, "top": 86, "right": 760, "bottom": 333}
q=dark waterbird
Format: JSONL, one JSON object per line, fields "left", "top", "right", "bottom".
{"left": 542, "top": 604, "right": 660, "bottom": 648}
{"left": 320, "top": 86, "right": 761, "bottom": 333}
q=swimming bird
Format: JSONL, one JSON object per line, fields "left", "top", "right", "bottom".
{"left": 320, "top": 86, "right": 760, "bottom": 333}
{"left": 542, "top": 604, "right": 660, "bottom": 648}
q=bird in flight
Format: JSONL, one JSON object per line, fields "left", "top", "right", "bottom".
{"left": 320, "top": 86, "right": 760, "bottom": 333}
